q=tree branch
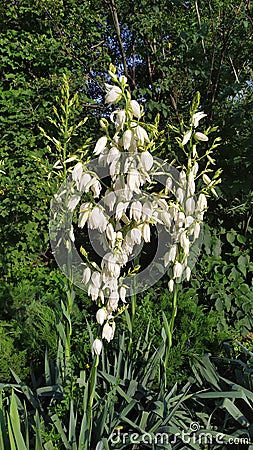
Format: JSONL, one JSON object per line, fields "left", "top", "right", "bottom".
{"left": 194, "top": 0, "right": 207, "bottom": 61}
{"left": 106, "top": 0, "right": 137, "bottom": 90}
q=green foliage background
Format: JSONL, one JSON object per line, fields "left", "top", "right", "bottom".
{"left": 0, "top": 0, "right": 252, "bottom": 394}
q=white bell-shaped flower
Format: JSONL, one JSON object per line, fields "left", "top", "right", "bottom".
{"left": 119, "top": 286, "right": 127, "bottom": 302}
{"left": 135, "top": 125, "right": 150, "bottom": 145}
{"left": 88, "top": 285, "right": 99, "bottom": 301}
{"left": 107, "top": 146, "right": 121, "bottom": 164}
{"left": 106, "top": 223, "right": 116, "bottom": 247}
{"left": 96, "top": 308, "right": 107, "bottom": 325}
{"left": 122, "top": 130, "right": 132, "bottom": 150}
{"left": 92, "top": 338, "right": 103, "bottom": 355}
{"left": 91, "top": 271, "right": 102, "bottom": 289}
{"left": 72, "top": 162, "right": 83, "bottom": 183}
{"left": 140, "top": 151, "right": 153, "bottom": 171}
{"left": 127, "top": 169, "right": 141, "bottom": 192}
{"left": 91, "top": 179, "right": 101, "bottom": 198}
{"left": 182, "top": 130, "right": 192, "bottom": 145}
{"left": 94, "top": 136, "right": 107, "bottom": 155}
{"left": 173, "top": 261, "right": 183, "bottom": 279}
{"left": 82, "top": 266, "right": 91, "bottom": 284}
{"left": 142, "top": 201, "right": 152, "bottom": 221}
{"left": 115, "top": 201, "right": 129, "bottom": 221}
{"left": 114, "top": 109, "right": 126, "bottom": 130}
{"left": 126, "top": 228, "right": 142, "bottom": 246}
{"left": 176, "top": 187, "right": 184, "bottom": 204}
{"left": 104, "top": 190, "right": 116, "bottom": 211}
{"left": 130, "top": 201, "right": 142, "bottom": 222}
{"left": 79, "top": 173, "right": 92, "bottom": 192}
{"left": 160, "top": 211, "right": 171, "bottom": 228}
{"left": 78, "top": 202, "right": 92, "bottom": 228}
{"left": 141, "top": 223, "right": 151, "bottom": 242}
{"left": 105, "top": 84, "right": 122, "bottom": 104}
{"left": 197, "top": 193, "right": 207, "bottom": 212}
{"left": 88, "top": 207, "right": 108, "bottom": 232}
{"left": 108, "top": 291, "right": 120, "bottom": 312}
{"left": 191, "top": 112, "right": 207, "bottom": 128}
{"left": 102, "top": 322, "right": 115, "bottom": 342}
{"left": 68, "top": 195, "right": 80, "bottom": 211}
{"left": 185, "top": 197, "right": 195, "bottom": 215}
{"left": 130, "top": 100, "right": 141, "bottom": 119}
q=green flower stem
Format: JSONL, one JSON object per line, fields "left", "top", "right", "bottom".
{"left": 170, "top": 283, "right": 179, "bottom": 346}
{"left": 129, "top": 290, "right": 136, "bottom": 353}
{"left": 65, "top": 282, "right": 74, "bottom": 366}
{"left": 165, "top": 283, "right": 179, "bottom": 367}
{"left": 61, "top": 76, "right": 73, "bottom": 375}
{"left": 85, "top": 355, "right": 99, "bottom": 447}
{"left": 62, "top": 93, "right": 69, "bottom": 180}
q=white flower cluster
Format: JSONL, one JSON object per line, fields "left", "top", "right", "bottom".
{"left": 66, "top": 69, "right": 220, "bottom": 355}
{"left": 163, "top": 164, "right": 208, "bottom": 293}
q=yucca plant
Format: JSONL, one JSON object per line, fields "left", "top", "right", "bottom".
{"left": 191, "top": 345, "right": 253, "bottom": 443}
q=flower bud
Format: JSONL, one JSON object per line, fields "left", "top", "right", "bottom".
{"left": 168, "top": 279, "right": 174, "bottom": 292}
{"left": 203, "top": 173, "right": 212, "bottom": 185}
{"left": 180, "top": 232, "right": 190, "bottom": 255}
{"left": 119, "top": 75, "right": 127, "bottom": 85}
{"left": 99, "top": 118, "right": 108, "bottom": 130}
{"left": 187, "top": 171, "right": 195, "bottom": 195}
{"left": 192, "top": 162, "right": 199, "bottom": 176}
{"left": 185, "top": 266, "right": 191, "bottom": 281}
{"left": 194, "top": 222, "right": 201, "bottom": 240}
{"left": 195, "top": 132, "right": 208, "bottom": 142}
